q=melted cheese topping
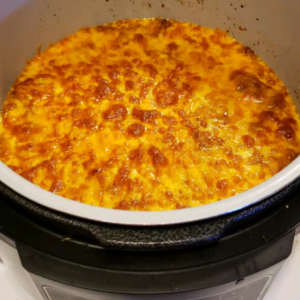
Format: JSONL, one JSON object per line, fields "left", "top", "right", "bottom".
{"left": 1, "top": 18, "right": 300, "bottom": 211}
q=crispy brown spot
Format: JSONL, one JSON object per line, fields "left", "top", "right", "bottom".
{"left": 50, "top": 180, "right": 65, "bottom": 193}
{"left": 285, "top": 149, "right": 298, "bottom": 163}
{"left": 201, "top": 38, "right": 210, "bottom": 50}
{"left": 165, "top": 191, "right": 173, "bottom": 200}
{"left": 124, "top": 50, "right": 134, "bottom": 57}
{"left": 148, "top": 146, "right": 169, "bottom": 167}
{"left": 268, "top": 93, "right": 286, "bottom": 109}
{"left": 139, "top": 82, "right": 153, "bottom": 99}
{"left": 160, "top": 19, "right": 172, "bottom": 29}
{"left": 57, "top": 113, "right": 70, "bottom": 121}
{"left": 7, "top": 165, "right": 21, "bottom": 173}
{"left": 176, "top": 63, "right": 184, "bottom": 71}
{"left": 129, "top": 147, "right": 144, "bottom": 164}
{"left": 217, "top": 179, "right": 228, "bottom": 191}
{"left": 249, "top": 122, "right": 271, "bottom": 134}
{"left": 132, "top": 107, "right": 160, "bottom": 123}
{"left": 11, "top": 123, "right": 42, "bottom": 141}
{"left": 71, "top": 109, "right": 82, "bottom": 119}
{"left": 15, "top": 78, "right": 34, "bottom": 89}
{"left": 130, "top": 96, "right": 141, "bottom": 104}
{"left": 83, "top": 41, "right": 96, "bottom": 50}
{"left": 185, "top": 37, "right": 196, "bottom": 44}
{"left": 193, "top": 130, "right": 224, "bottom": 149}
{"left": 163, "top": 133, "right": 175, "bottom": 143}
{"left": 114, "top": 91, "right": 124, "bottom": 101}
{"left": 230, "top": 70, "right": 269, "bottom": 103}
{"left": 20, "top": 159, "right": 56, "bottom": 182}
{"left": 103, "top": 104, "right": 127, "bottom": 121}
{"left": 143, "top": 64, "right": 158, "bottom": 78}
{"left": 232, "top": 176, "right": 241, "bottom": 184}
{"left": 177, "top": 110, "right": 186, "bottom": 118}
{"left": 113, "top": 167, "right": 131, "bottom": 193}
{"left": 175, "top": 203, "right": 188, "bottom": 210}
{"left": 282, "top": 118, "right": 297, "bottom": 126}
{"left": 167, "top": 42, "right": 178, "bottom": 51}
{"left": 131, "top": 58, "right": 142, "bottom": 66}
{"left": 162, "top": 116, "right": 177, "bottom": 125}
{"left": 278, "top": 124, "right": 295, "bottom": 140}
{"left": 206, "top": 56, "right": 222, "bottom": 71}
{"left": 258, "top": 111, "right": 280, "bottom": 124}
{"left": 111, "top": 44, "right": 120, "bottom": 50}
{"left": 18, "top": 143, "right": 35, "bottom": 151}
{"left": 61, "top": 141, "right": 73, "bottom": 152}
{"left": 155, "top": 89, "right": 178, "bottom": 108}
{"left": 127, "top": 123, "right": 145, "bottom": 138}
{"left": 118, "top": 60, "right": 133, "bottom": 71}
{"left": 134, "top": 34, "right": 145, "bottom": 43}
{"left": 247, "top": 150, "right": 263, "bottom": 165}
{"left": 5, "top": 103, "right": 16, "bottom": 111}
{"left": 35, "top": 73, "right": 55, "bottom": 80}
{"left": 242, "top": 135, "right": 256, "bottom": 148}
{"left": 20, "top": 166, "right": 40, "bottom": 182}
{"left": 240, "top": 46, "right": 256, "bottom": 57}
{"left": 125, "top": 80, "right": 135, "bottom": 91}
{"left": 158, "top": 127, "right": 166, "bottom": 134}
{"left": 114, "top": 198, "right": 149, "bottom": 211}
{"left": 74, "top": 118, "right": 97, "bottom": 130}
{"left": 114, "top": 200, "right": 130, "bottom": 210}
{"left": 199, "top": 119, "right": 208, "bottom": 128}
{"left": 108, "top": 70, "right": 120, "bottom": 80}
{"left": 95, "top": 79, "right": 115, "bottom": 101}
{"left": 36, "top": 142, "right": 52, "bottom": 156}
{"left": 30, "top": 89, "right": 42, "bottom": 98}
{"left": 66, "top": 76, "right": 77, "bottom": 82}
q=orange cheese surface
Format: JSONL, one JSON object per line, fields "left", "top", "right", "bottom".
{"left": 1, "top": 18, "right": 300, "bottom": 211}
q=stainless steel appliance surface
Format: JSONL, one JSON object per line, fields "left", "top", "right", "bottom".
{"left": 0, "top": 0, "right": 300, "bottom": 225}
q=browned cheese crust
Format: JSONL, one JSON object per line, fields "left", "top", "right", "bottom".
{"left": 0, "top": 19, "right": 300, "bottom": 211}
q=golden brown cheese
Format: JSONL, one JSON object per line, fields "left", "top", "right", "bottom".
{"left": 1, "top": 18, "right": 300, "bottom": 211}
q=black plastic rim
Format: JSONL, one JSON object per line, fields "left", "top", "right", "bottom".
{"left": 0, "top": 177, "right": 300, "bottom": 250}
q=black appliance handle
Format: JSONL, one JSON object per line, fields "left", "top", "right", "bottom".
{"left": 89, "top": 217, "right": 232, "bottom": 250}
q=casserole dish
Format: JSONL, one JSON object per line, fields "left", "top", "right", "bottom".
{"left": 0, "top": 0, "right": 300, "bottom": 226}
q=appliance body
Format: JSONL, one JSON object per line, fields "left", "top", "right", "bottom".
{"left": 0, "top": 0, "right": 300, "bottom": 225}
{"left": 3, "top": 234, "right": 300, "bottom": 300}
{"left": 0, "top": 237, "right": 287, "bottom": 300}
